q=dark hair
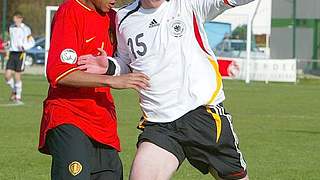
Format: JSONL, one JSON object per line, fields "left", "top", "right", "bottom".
{"left": 13, "top": 11, "right": 23, "bottom": 18}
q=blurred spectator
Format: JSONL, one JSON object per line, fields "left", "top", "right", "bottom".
{"left": 0, "top": 37, "right": 8, "bottom": 68}
{"left": 4, "top": 11, "right": 35, "bottom": 104}
{"left": 0, "top": 37, "right": 6, "bottom": 54}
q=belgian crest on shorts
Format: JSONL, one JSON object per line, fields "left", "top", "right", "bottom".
{"left": 68, "top": 161, "right": 82, "bottom": 176}
{"left": 60, "top": 49, "right": 77, "bottom": 64}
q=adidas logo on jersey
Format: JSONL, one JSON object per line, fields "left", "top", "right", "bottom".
{"left": 149, "top": 19, "right": 160, "bottom": 28}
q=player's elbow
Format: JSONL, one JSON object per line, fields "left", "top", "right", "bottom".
{"left": 46, "top": 66, "right": 58, "bottom": 88}
{"left": 46, "top": 66, "right": 79, "bottom": 88}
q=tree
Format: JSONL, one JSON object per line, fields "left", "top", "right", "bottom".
{"left": 231, "top": 25, "right": 247, "bottom": 40}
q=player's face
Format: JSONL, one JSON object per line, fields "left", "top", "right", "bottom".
{"left": 91, "top": 0, "right": 116, "bottom": 13}
{"left": 13, "top": 16, "right": 23, "bottom": 25}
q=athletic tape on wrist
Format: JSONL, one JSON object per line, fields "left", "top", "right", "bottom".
{"left": 105, "top": 57, "right": 121, "bottom": 76}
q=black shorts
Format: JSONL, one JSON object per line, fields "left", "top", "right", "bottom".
{"left": 137, "top": 105, "right": 247, "bottom": 180}
{"left": 46, "top": 124, "right": 123, "bottom": 180}
{"left": 6, "top": 52, "right": 25, "bottom": 72}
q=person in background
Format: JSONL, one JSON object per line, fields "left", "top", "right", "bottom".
{"left": 0, "top": 36, "right": 7, "bottom": 55}
{"left": 4, "top": 11, "right": 35, "bottom": 104}
{"left": 0, "top": 36, "right": 7, "bottom": 68}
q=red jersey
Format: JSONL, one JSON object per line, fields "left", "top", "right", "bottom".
{"left": 39, "top": 0, "right": 119, "bottom": 154}
{"left": 0, "top": 38, "right": 4, "bottom": 51}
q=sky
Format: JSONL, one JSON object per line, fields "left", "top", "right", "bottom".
{"left": 214, "top": 0, "right": 272, "bottom": 35}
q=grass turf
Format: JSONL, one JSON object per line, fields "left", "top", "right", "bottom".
{"left": 0, "top": 74, "right": 319, "bottom": 180}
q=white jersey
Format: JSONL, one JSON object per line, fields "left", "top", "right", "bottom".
{"left": 9, "top": 23, "right": 34, "bottom": 52}
{"left": 116, "top": 0, "right": 255, "bottom": 123}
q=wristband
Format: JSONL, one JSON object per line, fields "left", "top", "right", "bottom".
{"left": 106, "top": 59, "right": 116, "bottom": 75}
{"left": 105, "top": 57, "right": 121, "bottom": 76}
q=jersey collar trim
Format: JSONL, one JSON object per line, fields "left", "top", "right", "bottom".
{"left": 75, "top": 0, "right": 93, "bottom": 11}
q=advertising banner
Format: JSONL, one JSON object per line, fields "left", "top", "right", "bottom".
{"left": 217, "top": 58, "right": 296, "bottom": 82}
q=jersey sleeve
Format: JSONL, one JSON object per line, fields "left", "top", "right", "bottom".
{"left": 113, "top": 13, "right": 131, "bottom": 74}
{"left": 190, "top": 0, "right": 255, "bottom": 22}
{"left": 22, "top": 26, "right": 35, "bottom": 50}
{"left": 46, "top": 8, "right": 80, "bottom": 88}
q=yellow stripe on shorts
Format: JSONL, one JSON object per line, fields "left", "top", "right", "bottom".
{"left": 206, "top": 107, "right": 222, "bottom": 143}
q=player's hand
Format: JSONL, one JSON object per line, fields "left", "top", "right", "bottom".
{"left": 78, "top": 48, "right": 109, "bottom": 74}
{"left": 107, "top": 72, "right": 150, "bottom": 91}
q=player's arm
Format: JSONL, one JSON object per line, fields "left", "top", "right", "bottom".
{"left": 46, "top": 8, "right": 148, "bottom": 91}
{"left": 76, "top": 12, "right": 133, "bottom": 75}
{"left": 76, "top": 38, "right": 131, "bottom": 76}
{"left": 58, "top": 70, "right": 149, "bottom": 91}
{"left": 22, "top": 26, "right": 35, "bottom": 51}
{"left": 77, "top": 49, "right": 120, "bottom": 75}
{"left": 190, "top": 0, "right": 256, "bottom": 22}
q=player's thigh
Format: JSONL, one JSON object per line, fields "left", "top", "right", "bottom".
{"left": 180, "top": 106, "right": 247, "bottom": 180}
{"left": 5, "top": 52, "right": 18, "bottom": 72}
{"left": 46, "top": 124, "right": 92, "bottom": 180}
{"left": 90, "top": 141, "right": 123, "bottom": 180}
{"left": 131, "top": 122, "right": 184, "bottom": 180}
{"left": 130, "top": 141, "right": 179, "bottom": 180}
{"left": 91, "top": 166, "right": 123, "bottom": 180}
{"left": 15, "top": 52, "right": 25, "bottom": 73}
{"left": 91, "top": 171, "right": 123, "bottom": 180}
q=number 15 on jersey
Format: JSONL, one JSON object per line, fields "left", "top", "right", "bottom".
{"left": 127, "top": 33, "right": 147, "bottom": 59}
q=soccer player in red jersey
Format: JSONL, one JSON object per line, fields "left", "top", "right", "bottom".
{"left": 38, "top": 0, "right": 148, "bottom": 179}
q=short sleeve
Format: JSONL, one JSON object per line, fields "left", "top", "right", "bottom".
{"left": 46, "top": 8, "right": 80, "bottom": 87}
{"left": 22, "top": 26, "right": 35, "bottom": 50}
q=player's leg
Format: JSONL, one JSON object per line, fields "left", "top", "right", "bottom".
{"left": 4, "top": 69, "right": 15, "bottom": 100}
{"left": 4, "top": 52, "right": 16, "bottom": 100}
{"left": 46, "top": 124, "right": 92, "bottom": 180}
{"left": 14, "top": 72, "right": 22, "bottom": 102}
{"left": 90, "top": 140, "right": 123, "bottom": 180}
{"left": 14, "top": 52, "right": 25, "bottom": 102}
{"left": 4, "top": 69, "right": 14, "bottom": 82}
{"left": 208, "top": 105, "right": 248, "bottom": 180}
{"left": 178, "top": 105, "right": 248, "bottom": 180}
{"left": 130, "top": 121, "right": 185, "bottom": 180}
{"left": 130, "top": 141, "right": 179, "bottom": 180}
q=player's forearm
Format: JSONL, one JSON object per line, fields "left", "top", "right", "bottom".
{"left": 58, "top": 69, "right": 150, "bottom": 91}
{"left": 58, "top": 70, "right": 113, "bottom": 88}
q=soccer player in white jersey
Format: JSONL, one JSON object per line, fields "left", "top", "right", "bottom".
{"left": 5, "top": 12, "right": 35, "bottom": 104}
{"left": 78, "top": 0, "right": 255, "bottom": 179}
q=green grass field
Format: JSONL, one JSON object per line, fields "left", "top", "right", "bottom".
{"left": 0, "top": 74, "right": 319, "bottom": 180}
